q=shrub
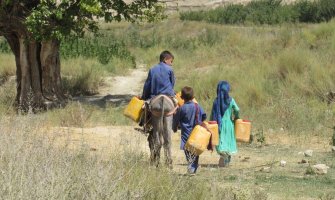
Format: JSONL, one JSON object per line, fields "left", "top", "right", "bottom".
{"left": 294, "top": 0, "right": 321, "bottom": 23}
{"left": 207, "top": 5, "right": 248, "bottom": 24}
{"left": 180, "top": 0, "right": 335, "bottom": 25}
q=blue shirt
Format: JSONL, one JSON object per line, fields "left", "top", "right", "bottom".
{"left": 173, "top": 101, "right": 207, "bottom": 149}
{"left": 141, "top": 62, "right": 175, "bottom": 100}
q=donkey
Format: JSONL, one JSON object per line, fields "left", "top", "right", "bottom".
{"left": 147, "top": 94, "right": 177, "bottom": 168}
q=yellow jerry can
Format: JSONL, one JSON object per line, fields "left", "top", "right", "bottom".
{"left": 124, "top": 97, "right": 144, "bottom": 122}
{"left": 204, "top": 121, "right": 219, "bottom": 146}
{"left": 185, "top": 125, "right": 211, "bottom": 155}
{"left": 175, "top": 91, "right": 198, "bottom": 107}
{"left": 235, "top": 119, "right": 251, "bottom": 143}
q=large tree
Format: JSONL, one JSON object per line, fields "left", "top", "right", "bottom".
{"left": 0, "top": 0, "right": 163, "bottom": 112}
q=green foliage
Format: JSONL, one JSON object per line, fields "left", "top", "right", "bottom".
{"left": 60, "top": 34, "right": 135, "bottom": 65}
{"left": 1, "top": 1, "right": 164, "bottom": 41}
{"left": 0, "top": 39, "right": 10, "bottom": 53}
{"left": 246, "top": 0, "right": 298, "bottom": 24}
{"left": 180, "top": 0, "right": 335, "bottom": 25}
{"left": 212, "top": 4, "right": 248, "bottom": 24}
{"left": 294, "top": 0, "right": 321, "bottom": 23}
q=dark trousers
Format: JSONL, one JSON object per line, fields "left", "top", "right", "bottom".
{"left": 184, "top": 150, "right": 199, "bottom": 173}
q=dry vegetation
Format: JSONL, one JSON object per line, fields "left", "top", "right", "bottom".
{"left": 0, "top": 13, "right": 335, "bottom": 199}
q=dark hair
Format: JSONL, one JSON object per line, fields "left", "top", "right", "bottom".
{"left": 181, "top": 86, "right": 194, "bottom": 102}
{"left": 159, "top": 50, "right": 174, "bottom": 62}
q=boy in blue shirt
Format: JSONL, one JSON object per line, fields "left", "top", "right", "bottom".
{"left": 173, "top": 86, "right": 207, "bottom": 174}
{"left": 139, "top": 50, "right": 176, "bottom": 130}
{"left": 141, "top": 50, "right": 175, "bottom": 100}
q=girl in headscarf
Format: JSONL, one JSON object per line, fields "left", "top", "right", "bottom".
{"left": 211, "top": 81, "right": 239, "bottom": 167}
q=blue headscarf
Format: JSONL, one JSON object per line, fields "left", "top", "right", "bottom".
{"left": 211, "top": 81, "right": 232, "bottom": 131}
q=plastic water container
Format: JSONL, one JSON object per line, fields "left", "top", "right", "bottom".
{"left": 205, "top": 121, "right": 219, "bottom": 146}
{"left": 175, "top": 92, "right": 198, "bottom": 107}
{"left": 123, "top": 97, "right": 144, "bottom": 122}
{"left": 185, "top": 125, "right": 211, "bottom": 155}
{"left": 235, "top": 119, "right": 251, "bottom": 143}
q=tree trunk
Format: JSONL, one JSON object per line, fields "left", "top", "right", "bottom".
{"left": 4, "top": 34, "right": 66, "bottom": 112}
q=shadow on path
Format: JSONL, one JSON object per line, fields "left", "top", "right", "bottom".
{"left": 71, "top": 94, "right": 133, "bottom": 108}
{"left": 176, "top": 163, "right": 220, "bottom": 168}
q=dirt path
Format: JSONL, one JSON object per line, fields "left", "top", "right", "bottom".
{"left": 72, "top": 65, "right": 148, "bottom": 107}
{"left": 99, "top": 65, "right": 148, "bottom": 96}
{"left": 51, "top": 125, "right": 224, "bottom": 174}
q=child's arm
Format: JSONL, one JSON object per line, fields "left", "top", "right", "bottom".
{"left": 172, "top": 108, "right": 180, "bottom": 133}
{"left": 210, "top": 100, "right": 218, "bottom": 121}
{"left": 232, "top": 98, "right": 240, "bottom": 120}
{"left": 199, "top": 105, "right": 207, "bottom": 122}
{"left": 141, "top": 70, "right": 152, "bottom": 99}
{"left": 199, "top": 105, "right": 210, "bottom": 130}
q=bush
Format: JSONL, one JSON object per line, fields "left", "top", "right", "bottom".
{"left": 294, "top": 0, "right": 321, "bottom": 23}
{"left": 207, "top": 5, "right": 248, "bottom": 24}
{"left": 180, "top": 10, "right": 207, "bottom": 22}
{"left": 180, "top": 0, "right": 335, "bottom": 25}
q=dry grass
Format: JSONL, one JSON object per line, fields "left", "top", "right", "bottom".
{"left": 1, "top": 114, "right": 333, "bottom": 199}
{"left": 0, "top": 116, "right": 240, "bottom": 199}
{"left": 0, "top": 54, "right": 15, "bottom": 83}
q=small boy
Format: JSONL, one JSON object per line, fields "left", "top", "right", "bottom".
{"left": 173, "top": 86, "right": 207, "bottom": 174}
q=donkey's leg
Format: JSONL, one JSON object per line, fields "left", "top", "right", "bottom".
{"left": 163, "top": 115, "right": 173, "bottom": 169}
{"left": 150, "top": 116, "right": 162, "bottom": 167}
{"left": 148, "top": 129, "right": 156, "bottom": 165}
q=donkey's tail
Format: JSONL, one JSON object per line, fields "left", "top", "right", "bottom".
{"left": 159, "top": 96, "right": 165, "bottom": 145}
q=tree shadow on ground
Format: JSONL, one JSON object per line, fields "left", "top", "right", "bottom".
{"left": 71, "top": 94, "right": 133, "bottom": 108}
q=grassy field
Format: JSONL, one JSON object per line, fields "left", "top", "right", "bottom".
{"left": 0, "top": 14, "right": 335, "bottom": 199}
